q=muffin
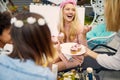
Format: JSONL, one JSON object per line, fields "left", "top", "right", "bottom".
{"left": 70, "top": 45, "right": 78, "bottom": 54}
{"left": 75, "top": 44, "right": 81, "bottom": 52}
{"left": 70, "top": 43, "right": 81, "bottom": 54}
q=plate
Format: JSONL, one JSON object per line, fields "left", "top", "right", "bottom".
{"left": 60, "top": 43, "right": 86, "bottom": 55}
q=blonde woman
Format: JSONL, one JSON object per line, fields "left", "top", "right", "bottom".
{"left": 58, "top": 0, "right": 89, "bottom": 45}
{"left": 54, "top": 0, "right": 91, "bottom": 71}
{"left": 84, "top": 0, "right": 120, "bottom": 70}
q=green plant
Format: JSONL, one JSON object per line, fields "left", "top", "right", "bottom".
{"left": 8, "top": 5, "right": 18, "bottom": 13}
{"left": 85, "top": 16, "right": 93, "bottom": 25}
{"left": 22, "top": 5, "right": 29, "bottom": 11}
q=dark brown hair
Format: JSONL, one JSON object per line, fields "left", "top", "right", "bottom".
{"left": 0, "top": 11, "right": 12, "bottom": 35}
{"left": 9, "top": 12, "right": 57, "bottom": 66}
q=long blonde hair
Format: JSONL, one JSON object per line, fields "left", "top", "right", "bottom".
{"left": 105, "top": 0, "right": 120, "bottom": 32}
{"left": 58, "top": 5, "right": 81, "bottom": 41}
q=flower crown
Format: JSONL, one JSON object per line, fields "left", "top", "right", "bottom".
{"left": 60, "top": 0, "right": 76, "bottom": 8}
{"left": 11, "top": 17, "right": 46, "bottom": 28}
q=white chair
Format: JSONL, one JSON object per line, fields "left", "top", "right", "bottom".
{"left": 90, "top": 0, "right": 105, "bottom": 26}
{"left": 0, "top": 0, "right": 9, "bottom": 12}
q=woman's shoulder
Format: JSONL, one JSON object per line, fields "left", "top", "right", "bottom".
{"left": 0, "top": 54, "right": 9, "bottom": 61}
{"left": 0, "top": 55, "right": 55, "bottom": 79}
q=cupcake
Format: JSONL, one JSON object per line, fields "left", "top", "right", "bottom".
{"left": 70, "top": 45, "right": 78, "bottom": 54}
{"left": 75, "top": 44, "right": 81, "bottom": 52}
{"left": 70, "top": 43, "right": 82, "bottom": 54}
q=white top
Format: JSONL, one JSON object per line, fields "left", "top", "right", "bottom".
{"left": 96, "top": 33, "right": 120, "bottom": 70}
{"left": 0, "top": 44, "right": 13, "bottom": 55}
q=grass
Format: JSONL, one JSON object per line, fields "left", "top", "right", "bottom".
{"left": 84, "top": 16, "right": 93, "bottom": 25}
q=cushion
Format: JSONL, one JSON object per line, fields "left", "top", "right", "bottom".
{"left": 87, "top": 23, "right": 114, "bottom": 49}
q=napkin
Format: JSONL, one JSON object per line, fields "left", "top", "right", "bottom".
{"left": 63, "top": 53, "right": 73, "bottom": 61}
{"left": 52, "top": 64, "right": 58, "bottom": 79}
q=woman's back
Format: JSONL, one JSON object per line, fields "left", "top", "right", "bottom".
{"left": 0, "top": 12, "right": 57, "bottom": 80}
{"left": 0, "top": 54, "right": 55, "bottom": 80}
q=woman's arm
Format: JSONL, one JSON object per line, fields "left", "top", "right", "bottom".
{"left": 84, "top": 46, "right": 120, "bottom": 70}
{"left": 85, "top": 48, "right": 98, "bottom": 59}
{"left": 77, "top": 26, "right": 91, "bottom": 46}
{"left": 53, "top": 53, "right": 84, "bottom": 71}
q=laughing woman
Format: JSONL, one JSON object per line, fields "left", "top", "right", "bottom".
{"left": 54, "top": 0, "right": 91, "bottom": 71}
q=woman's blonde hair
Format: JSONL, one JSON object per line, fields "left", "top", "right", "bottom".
{"left": 105, "top": 0, "right": 120, "bottom": 32}
{"left": 58, "top": 4, "right": 81, "bottom": 41}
